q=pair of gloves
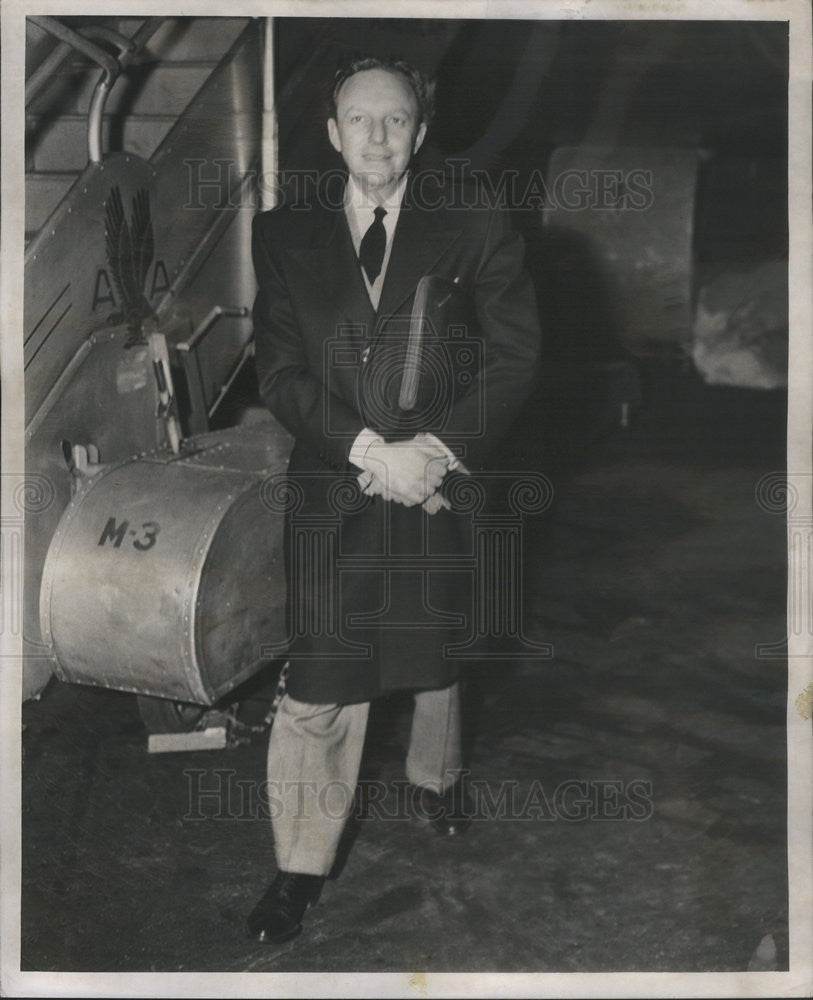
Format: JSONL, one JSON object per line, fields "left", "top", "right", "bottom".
{"left": 351, "top": 430, "right": 466, "bottom": 514}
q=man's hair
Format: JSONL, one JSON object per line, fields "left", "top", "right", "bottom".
{"left": 329, "top": 57, "right": 436, "bottom": 127}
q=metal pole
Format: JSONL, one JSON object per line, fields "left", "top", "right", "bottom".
{"left": 261, "top": 17, "right": 278, "bottom": 211}
{"left": 87, "top": 73, "right": 114, "bottom": 164}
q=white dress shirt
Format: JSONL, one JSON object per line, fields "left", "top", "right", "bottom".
{"left": 344, "top": 172, "right": 407, "bottom": 311}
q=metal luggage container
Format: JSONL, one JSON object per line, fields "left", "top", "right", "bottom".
{"left": 39, "top": 429, "right": 289, "bottom": 705}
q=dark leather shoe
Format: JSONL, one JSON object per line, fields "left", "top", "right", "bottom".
{"left": 410, "top": 780, "right": 474, "bottom": 837}
{"left": 247, "top": 871, "right": 324, "bottom": 943}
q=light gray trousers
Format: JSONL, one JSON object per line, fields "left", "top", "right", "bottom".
{"left": 266, "top": 682, "right": 462, "bottom": 876}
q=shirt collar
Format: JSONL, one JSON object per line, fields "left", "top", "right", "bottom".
{"left": 345, "top": 172, "right": 409, "bottom": 220}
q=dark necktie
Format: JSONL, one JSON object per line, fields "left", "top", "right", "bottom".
{"left": 359, "top": 206, "right": 387, "bottom": 284}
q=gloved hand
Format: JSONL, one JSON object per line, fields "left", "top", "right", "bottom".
{"left": 358, "top": 436, "right": 450, "bottom": 506}
{"left": 357, "top": 469, "right": 451, "bottom": 513}
{"left": 421, "top": 490, "right": 451, "bottom": 514}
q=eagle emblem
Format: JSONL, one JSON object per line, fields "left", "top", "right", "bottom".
{"left": 104, "top": 185, "right": 156, "bottom": 345}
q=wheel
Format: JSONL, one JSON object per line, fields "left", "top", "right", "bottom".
{"left": 136, "top": 694, "right": 208, "bottom": 734}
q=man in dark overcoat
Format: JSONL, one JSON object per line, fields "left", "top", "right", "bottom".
{"left": 248, "top": 56, "right": 541, "bottom": 943}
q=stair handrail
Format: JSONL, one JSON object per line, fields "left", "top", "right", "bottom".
{"left": 27, "top": 16, "right": 120, "bottom": 87}
{"left": 26, "top": 16, "right": 165, "bottom": 163}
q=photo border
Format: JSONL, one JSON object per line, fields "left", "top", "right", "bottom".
{"left": 2, "top": 1, "right": 811, "bottom": 996}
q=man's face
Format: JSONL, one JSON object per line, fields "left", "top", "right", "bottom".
{"left": 328, "top": 68, "right": 427, "bottom": 201}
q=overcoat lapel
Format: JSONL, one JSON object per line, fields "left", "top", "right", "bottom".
{"left": 289, "top": 199, "right": 377, "bottom": 334}
{"left": 376, "top": 181, "right": 462, "bottom": 320}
